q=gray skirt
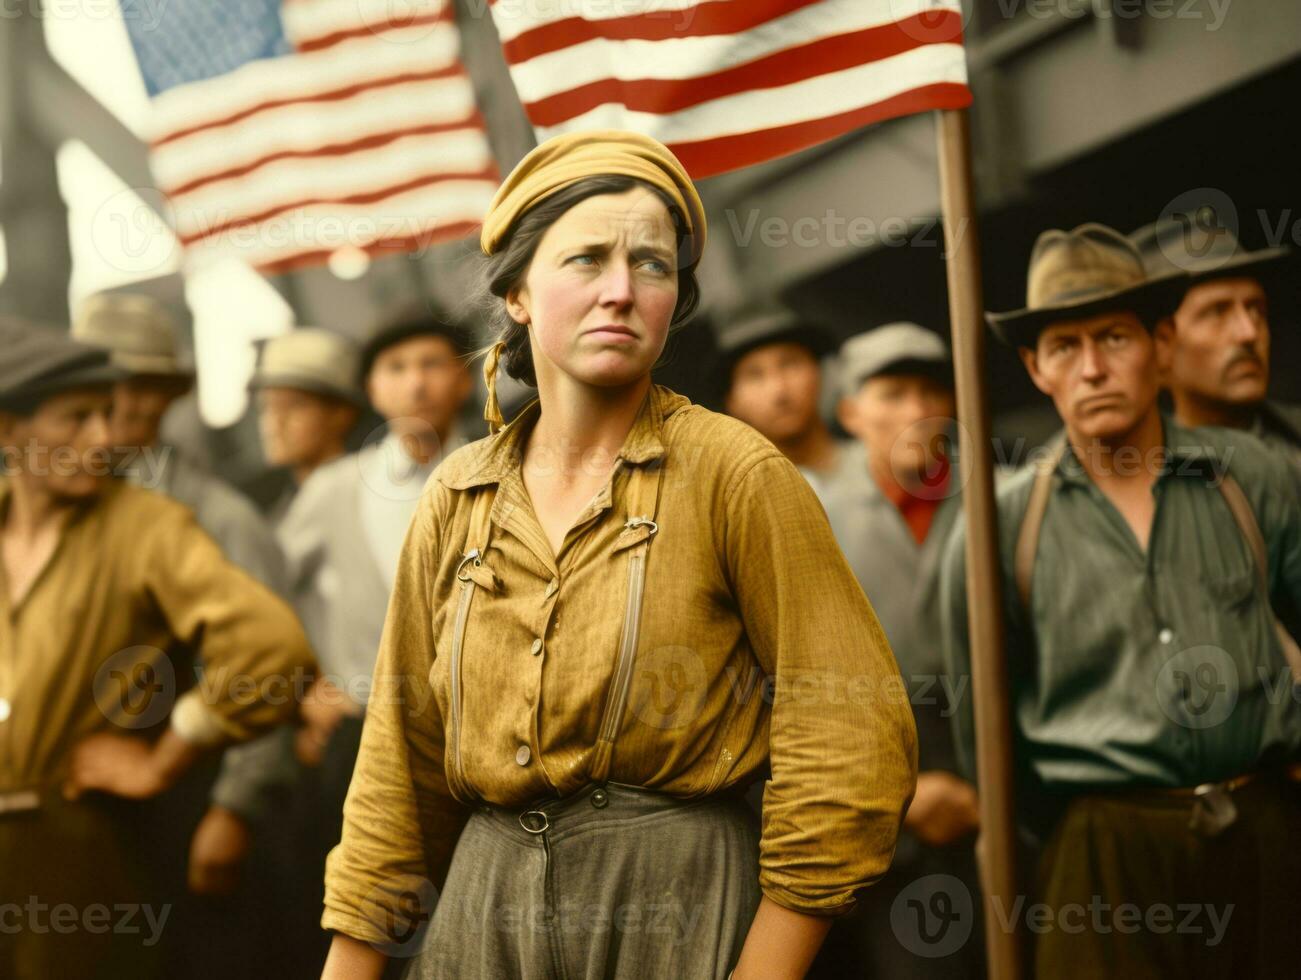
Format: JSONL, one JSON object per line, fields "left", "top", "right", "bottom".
{"left": 406, "top": 782, "right": 762, "bottom": 980}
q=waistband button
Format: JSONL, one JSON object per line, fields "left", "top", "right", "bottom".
{"left": 591, "top": 787, "right": 609, "bottom": 809}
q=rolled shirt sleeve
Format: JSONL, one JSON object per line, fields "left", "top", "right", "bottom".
{"left": 723, "top": 452, "right": 918, "bottom": 914}
{"left": 138, "top": 504, "right": 316, "bottom": 747}
{"left": 321, "top": 482, "right": 472, "bottom": 945}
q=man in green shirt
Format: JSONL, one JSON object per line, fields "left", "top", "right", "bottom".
{"left": 940, "top": 224, "right": 1301, "bottom": 978}
{"left": 1129, "top": 218, "right": 1300, "bottom": 472}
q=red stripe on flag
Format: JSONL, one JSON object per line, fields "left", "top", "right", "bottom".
{"left": 256, "top": 219, "right": 484, "bottom": 275}
{"left": 294, "top": 8, "right": 454, "bottom": 53}
{"left": 163, "top": 116, "right": 487, "bottom": 197}
{"left": 523, "top": 13, "right": 962, "bottom": 125}
{"left": 178, "top": 167, "right": 500, "bottom": 246}
{"left": 668, "top": 82, "right": 971, "bottom": 179}
{"left": 501, "top": 0, "right": 829, "bottom": 64}
{"left": 152, "top": 65, "right": 466, "bottom": 148}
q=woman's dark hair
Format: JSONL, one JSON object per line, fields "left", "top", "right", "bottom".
{"left": 477, "top": 175, "right": 700, "bottom": 387}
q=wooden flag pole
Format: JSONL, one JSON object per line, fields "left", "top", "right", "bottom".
{"left": 935, "top": 106, "right": 1024, "bottom": 980}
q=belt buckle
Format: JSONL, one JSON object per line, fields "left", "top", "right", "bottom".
{"left": 1189, "top": 783, "right": 1238, "bottom": 837}
{"left": 518, "top": 809, "right": 550, "bottom": 835}
{"left": 0, "top": 790, "right": 41, "bottom": 816}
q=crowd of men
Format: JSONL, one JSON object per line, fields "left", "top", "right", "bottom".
{"left": 0, "top": 209, "right": 1296, "bottom": 979}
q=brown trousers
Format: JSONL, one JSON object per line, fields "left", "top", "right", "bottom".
{"left": 1035, "top": 775, "right": 1301, "bottom": 980}
{"left": 0, "top": 793, "right": 164, "bottom": 980}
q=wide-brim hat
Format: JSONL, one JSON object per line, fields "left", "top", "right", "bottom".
{"left": 249, "top": 328, "right": 367, "bottom": 409}
{"left": 1130, "top": 215, "right": 1293, "bottom": 317}
{"left": 71, "top": 292, "right": 195, "bottom": 380}
{"left": 359, "top": 305, "right": 474, "bottom": 382}
{"left": 714, "top": 303, "right": 835, "bottom": 380}
{"left": 987, "top": 223, "right": 1188, "bottom": 348}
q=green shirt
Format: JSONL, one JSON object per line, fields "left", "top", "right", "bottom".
{"left": 940, "top": 416, "right": 1301, "bottom": 791}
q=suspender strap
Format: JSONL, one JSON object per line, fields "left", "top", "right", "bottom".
{"left": 448, "top": 486, "right": 499, "bottom": 799}
{"left": 1216, "top": 474, "right": 1301, "bottom": 682}
{"left": 1012, "top": 439, "right": 1301, "bottom": 684}
{"left": 1014, "top": 435, "right": 1068, "bottom": 610}
{"left": 589, "top": 459, "right": 665, "bottom": 784}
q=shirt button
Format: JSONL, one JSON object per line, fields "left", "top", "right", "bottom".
{"left": 0, "top": 698, "right": 9, "bottom": 723}
{"left": 515, "top": 745, "right": 531, "bottom": 766}
{"left": 1159, "top": 628, "right": 1175, "bottom": 645}
{"left": 530, "top": 638, "right": 543, "bottom": 656}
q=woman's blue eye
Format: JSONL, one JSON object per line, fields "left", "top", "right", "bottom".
{"left": 642, "top": 260, "right": 669, "bottom": 274}
{"left": 570, "top": 255, "right": 595, "bottom": 266}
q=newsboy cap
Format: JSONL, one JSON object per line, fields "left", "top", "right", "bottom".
{"left": 250, "top": 328, "right": 366, "bottom": 408}
{"left": 71, "top": 292, "right": 194, "bottom": 379}
{"left": 0, "top": 316, "right": 125, "bottom": 414}
{"left": 838, "top": 323, "right": 952, "bottom": 398}
{"left": 359, "top": 305, "right": 474, "bottom": 382}
{"left": 714, "top": 302, "right": 835, "bottom": 382}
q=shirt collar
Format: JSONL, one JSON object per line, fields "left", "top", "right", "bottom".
{"left": 1053, "top": 413, "right": 1223, "bottom": 487}
{"left": 437, "top": 384, "right": 685, "bottom": 491}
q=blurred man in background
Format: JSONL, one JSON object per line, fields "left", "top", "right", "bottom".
{"left": 718, "top": 302, "right": 851, "bottom": 502}
{"left": 1131, "top": 219, "right": 1299, "bottom": 469}
{"left": 815, "top": 323, "right": 983, "bottom": 977}
{"left": 0, "top": 317, "right": 314, "bottom": 980}
{"left": 277, "top": 305, "right": 475, "bottom": 962}
{"left": 249, "top": 328, "right": 365, "bottom": 525}
{"left": 74, "top": 292, "right": 306, "bottom": 977}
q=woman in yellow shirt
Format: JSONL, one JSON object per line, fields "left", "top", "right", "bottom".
{"left": 320, "top": 132, "right": 917, "bottom": 980}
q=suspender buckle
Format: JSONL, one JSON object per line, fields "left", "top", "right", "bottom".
{"left": 456, "top": 549, "right": 482, "bottom": 581}
{"left": 624, "top": 517, "right": 658, "bottom": 536}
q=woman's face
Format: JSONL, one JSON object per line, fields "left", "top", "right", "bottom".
{"left": 508, "top": 188, "right": 680, "bottom": 390}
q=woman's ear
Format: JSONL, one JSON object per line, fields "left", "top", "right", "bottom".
{"left": 505, "top": 286, "right": 531, "bottom": 327}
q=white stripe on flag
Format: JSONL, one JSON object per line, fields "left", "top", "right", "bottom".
{"left": 153, "top": 75, "right": 480, "bottom": 192}
{"left": 183, "top": 178, "right": 499, "bottom": 268}
{"left": 506, "top": 0, "right": 950, "bottom": 100}
{"left": 282, "top": 0, "right": 451, "bottom": 48}
{"left": 489, "top": 0, "right": 709, "bottom": 44}
{"left": 531, "top": 42, "right": 967, "bottom": 145}
{"left": 149, "top": 24, "right": 461, "bottom": 142}
{"left": 171, "top": 129, "right": 496, "bottom": 239}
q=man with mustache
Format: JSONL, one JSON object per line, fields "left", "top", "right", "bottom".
{"left": 718, "top": 302, "right": 852, "bottom": 502}
{"left": 940, "top": 224, "right": 1301, "bottom": 978}
{"left": 1130, "top": 217, "right": 1298, "bottom": 472}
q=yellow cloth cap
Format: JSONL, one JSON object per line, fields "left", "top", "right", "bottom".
{"left": 480, "top": 130, "right": 707, "bottom": 265}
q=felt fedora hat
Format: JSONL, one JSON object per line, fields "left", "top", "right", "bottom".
{"left": 1130, "top": 215, "right": 1292, "bottom": 316}
{"left": 71, "top": 292, "right": 194, "bottom": 379}
{"left": 250, "top": 328, "right": 366, "bottom": 408}
{"left": 987, "top": 223, "right": 1187, "bottom": 348}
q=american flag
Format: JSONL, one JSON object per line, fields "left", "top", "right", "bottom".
{"left": 490, "top": 0, "right": 972, "bottom": 178}
{"left": 124, "top": 0, "right": 501, "bottom": 274}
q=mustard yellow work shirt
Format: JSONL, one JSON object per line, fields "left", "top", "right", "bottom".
{"left": 0, "top": 478, "right": 316, "bottom": 796}
{"left": 323, "top": 385, "right": 917, "bottom": 943}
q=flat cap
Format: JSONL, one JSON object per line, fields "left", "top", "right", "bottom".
{"left": 359, "top": 305, "right": 473, "bottom": 382}
{"left": 0, "top": 316, "right": 125, "bottom": 413}
{"left": 715, "top": 303, "right": 835, "bottom": 380}
{"left": 838, "top": 323, "right": 951, "bottom": 397}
